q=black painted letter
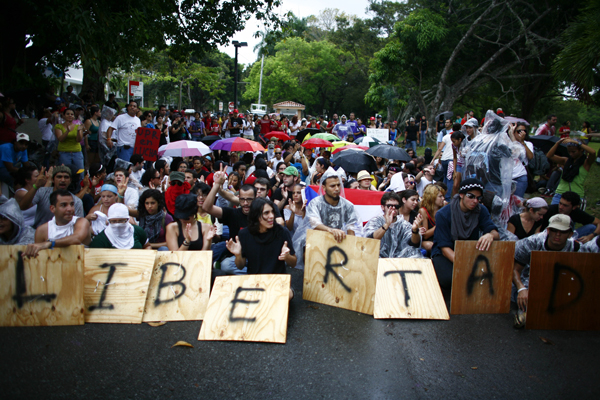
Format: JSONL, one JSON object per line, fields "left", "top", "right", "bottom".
{"left": 154, "top": 263, "right": 187, "bottom": 306}
{"left": 12, "top": 251, "right": 57, "bottom": 308}
{"left": 466, "top": 255, "right": 494, "bottom": 296}
{"left": 323, "top": 247, "right": 352, "bottom": 293}
{"left": 88, "top": 263, "right": 123, "bottom": 311}
{"left": 229, "top": 287, "right": 265, "bottom": 322}
{"left": 547, "top": 263, "right": 584, "bottom": 314}
{"left": 383, "top": 270, "right": 422, "bottom": 307}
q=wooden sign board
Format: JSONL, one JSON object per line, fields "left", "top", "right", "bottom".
{"left": 303, "top": 230, "right": 380, "bottom": 315}
{"left": 143, "top": 251, "right": 211, "bottom": 322}
{"left": 527, "top": 251, "right": 600, "bottom": 330}
{"left": 198, "top": 274, "right": 290, "bottom": 343}
{"left": 450, "top": 241, "right": 515, "bottom": 315}
{"left": 133, "top": 127, "right": 161, "bottom": 161}
{"left": 374, "top": 258, "right": 449, "bottom": 320}
{"left": 84, "top": 249, "right": 156, "bottom": 324}
{"left": 0, "top": 246, "right": 85, "bottom": 327}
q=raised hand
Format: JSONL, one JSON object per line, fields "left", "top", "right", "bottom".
{"left": 412, "top": 212, "right": 423, "bottom": 232}
{"left": 384, "top": 205, "right": 396, "bottom": 226}
{"left": 35, "top": 166, "right": 48, "bottom": 188}
{"left": 184, "top": 223, "right": 193, "bottom": 243}
{"left": 278, "top": 241, "right": 290, "bottom": 260}
{"left": 226, "top": 237, "right": 242, "bottom": 256}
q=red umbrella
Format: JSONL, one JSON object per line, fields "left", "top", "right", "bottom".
{"left": 210, "top": 137, "right": 265, "bottom": 152}
{"left": 265, "top": 131, "right": 290, "bottom": 141}
{"left": 302, "top": 138, "right": 333, "bottom": 149}
{"left": 332, "top": 144, "right": 368, "bottom": 155}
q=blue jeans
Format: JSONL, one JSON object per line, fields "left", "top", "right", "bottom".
{"left": 220, "top": 255, "right": 247, "bottom": 275}
{"left": 551, "top": 193, "right": 562, "bottom": 205}
{"left": 58, "top": 151, "right": 84, "bottom": 183}
{"left": 513, "top": 175, "right": 528, "bottom": 198}
{"left": 576, "top": 224, "right": 596, "bottom": 238}
{"left": 405, "top": 140, "right": 417, "bottom": 154}
{"left": 420, "top": 130, "right": 427, "bottom": 147}
{"left": 117, "top": 146, "right": 134, "bottom": 162}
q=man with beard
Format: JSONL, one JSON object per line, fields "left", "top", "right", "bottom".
{"left": 23, "top": 189, "right": 91, "bottom": 257}
{"left": 326, "top": 113, "right": 339, "bottom": 133}
{"left": 272, "top": 166, "right": 300, "bottom": 210}
{"left": 18, "top": 165, "right": 85, "bottom": 228}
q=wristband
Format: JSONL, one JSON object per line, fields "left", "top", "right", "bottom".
{"left": 50, "top": 241, "right": 56, "bottom": 249}
{"left": 32, "top": 184, "right": 38, "bottom": 190}
{"left": 518, "top": 287, "right": 528, "bottom": 293}
{"left": 183, "top": 241, "right": 190, "bottom": 247}
{"left": 382, "top": 225, "right": 388, "bottom": 231}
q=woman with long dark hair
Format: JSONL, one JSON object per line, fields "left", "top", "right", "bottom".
{"left": 138, "top": 189, "right": 173, "bottom": 249}
{"left": 166, "top": 193, "right": 214, "bottom": 251}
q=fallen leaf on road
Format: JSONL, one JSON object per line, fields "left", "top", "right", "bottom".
{"left": 309, "top": 305, "right": 319, "bottom": 309}
{"left": 539, "top": 336, "right": 554, "bottom": 345}
{"left": 171, "top": 341, "right": 194, "bottom": 348}
{"left": 147, "top": 321, "right": 167, "bottom": 327}
{"left": 419, "top": 358, "right": 424, "bottom": 361}
{"left": 471, "top": 367, "right": 478, "bottom": 370}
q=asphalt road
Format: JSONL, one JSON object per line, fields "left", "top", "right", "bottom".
{"left": 1, "top": 268, "right": 599, "bottom": 399}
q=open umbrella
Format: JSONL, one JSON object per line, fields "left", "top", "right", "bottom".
{"left": 332, "top": 144, "right": 369, "bottom": 155}
{"left": 366, "top": 144, "right": 412, "bottom": 162}
{"left": 331, "top": 151, "right": 377, "bottom": 173}
{"left": 200, "top": 135, "right": 222, "bottom": 145}
{"left": 302, "top": 138, "right": 333, "bottom": 149}
{"left": 265, "top": 131, "right": 290, "bottom": 141}
{"left": 329, "top": 140, "right": 355, "bottom": 151}
{"left": 311, "top": 132, "right": 340, "bottom": 142}
{"left": 526, "top": 135, "right": 568, "bottom": 157}
{"left": 158, "top": 140, "right": 212, "bottom": 157}
{"left": 210, "top": 137, "right": 265, "bottom": 152}
{"left": 505, "top": 116, "right": 530, "bottom": 126}
{"left": 436, "top": 111, "right": 454, "bottom": 121}
{"left": 296, "top": 127, "right": 321, "bottom": 142}
{"left": 354, "top": 136, "right": 382, "bottom": 148}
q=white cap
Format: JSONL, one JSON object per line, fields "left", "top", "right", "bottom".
{"left": 16, "top": 133, "right": 29, "bottom": 142}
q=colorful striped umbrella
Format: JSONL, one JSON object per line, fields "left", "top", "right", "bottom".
{"left": 209, "top": 137, "right": 265, "bottom": 152}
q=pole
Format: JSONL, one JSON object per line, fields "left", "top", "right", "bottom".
{"left": 258, "top": 55, "right": 264, "bottom": 104}
{"left": 179, "top": 80, "right": 182, "bottom": 111}
{"left": 234, "top": 46, "right": 239, "bottom": 108}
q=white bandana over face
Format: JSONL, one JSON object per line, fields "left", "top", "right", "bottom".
{"left": 104, "top": 203, "right": 134, "bottom": 249}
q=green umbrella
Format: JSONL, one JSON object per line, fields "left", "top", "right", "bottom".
{"left": 311, "top": 132, "right": 341, "bottom": 142}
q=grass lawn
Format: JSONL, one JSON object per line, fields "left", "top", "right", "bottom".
{"left": 414, "top": 139, "right": 600, "bottom": 219}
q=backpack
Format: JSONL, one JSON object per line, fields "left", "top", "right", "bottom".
{"left": 528, "top": 147, "right": 550, "bottom": 176}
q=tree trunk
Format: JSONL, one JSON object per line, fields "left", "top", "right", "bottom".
{"left": 82, "top": 64, "right": 107, "bottom": 104}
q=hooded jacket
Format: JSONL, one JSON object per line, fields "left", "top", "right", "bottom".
{"left": 0, "top": 198, "right": 35, "bottom": 245}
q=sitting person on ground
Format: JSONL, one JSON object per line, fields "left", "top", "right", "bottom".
{"left": 356, "top": 170, "right": 376, "bottom": 191}
{"left": 418, "top": 184, "right": 446, "bottom": 252}
{"left": 164, "top": 171, "right": 190, "bottom": 217}
{"left": 507, "top": 197, "right": 548, "bottom": 240}
{"left": 414, "top": 164, "right": 435, "bottom": 197}
{"left": 138, "top": 189, "right": 173, "bottom": 250}
{"left": 113, "top": 168, "right": 139, "bottom": 217}
{"left": 13, "top": 165, "right": 40, "bottom": 227}
{"left": 284, "top": 183, "right": 306, "bottom": 235}
{"left": 377, "top": 164, "right": 401, "bottom": 191}
{"left": 0, "top": 198, "right": 35, "bottom": 245}
{"left": 540, "top": 191, "right": 599, "bottom": 244}
{"left": 192, "top": 182, "right": 214, "bottom": 225}
{"left": 397, "top": 189, "right": 419, "bottom": 224}
{"left": 512, "top": 214, "right": 581, "bottom": 327}
{"left": 581, "top": 235, "right": 600, "bottom": 253}
{"left": 24, "top": 189, "right": 91, "bottom": 257}
{"left": 90, "top": 203, "right": 149, "bottom": 249}
{"left": 431, "top": 178, "right": 499, "bottom": 289}
{"left": 0, "top": 132, "right": 31, "bottom": 187}
{"left": 86, "top": 183, "right": 119, "bottom": 236}
{"left": 166, "top": 194, "right": 215, "bottom": 251}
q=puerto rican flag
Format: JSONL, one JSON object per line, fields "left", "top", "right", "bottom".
{"left": 306, "top": 185, "right": 383, "bottom": 224}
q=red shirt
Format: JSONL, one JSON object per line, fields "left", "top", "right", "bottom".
{"left": 260, "top": 119, "right": 271, "bottom": 134}
{"left": 558, "top": 126, "right": 570, "bottom": 138}
{"left": 307, "top": 123, "right": 320, "bottom": 129}
{"left": 208, "top": 123, "right": 220, "bottom": 136}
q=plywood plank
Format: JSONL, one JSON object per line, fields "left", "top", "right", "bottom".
{"left": 198, "top": 274, "right": 290, "bottom": 343}
{"left": 450, "top": 240, "right": 515, "bottom": 315}
{"left": 142, "top": 251, "right": 211, "bottom": 322}
{"left": 0, "top": 246, "right": 85, "bottom": 327}
{"left": 527, "top": 251, "right": 600, "bottom": 330}
{"left": 84, "top": 249, "right": 156, "bottom": 324}
{"left": 303, "top": 229, "right": 380, "bottom": 315}
{"left": 374, "top": 258, "right": 449, "bottom": 320}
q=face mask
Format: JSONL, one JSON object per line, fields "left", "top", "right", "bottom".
{"left": 111, "top": 222, "right": 129, "bottom": 236}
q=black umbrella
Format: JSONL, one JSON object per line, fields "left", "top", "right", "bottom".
{"left": 527, "top": 136, "right": 568, "bottom": 158}
{"left": 296, "top": 128, "right": 321, "bottom": 143}
{"left": 366, "top": 144, "right": 412, "bottom": 162}
{"left": 436, "top": 111, "right": 454, "bottom": 121}
{"left": 200, "top": 135, "right": 222, "bottom": 145}
{"left": 331, "top": 151, "right": 377, "bottom": 173}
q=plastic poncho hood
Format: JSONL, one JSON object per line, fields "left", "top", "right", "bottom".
{"left": 0, "top": 198, "right": 35, "bottom": 245}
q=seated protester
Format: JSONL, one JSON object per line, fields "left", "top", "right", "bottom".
{"left": 86, "top": 183, "right": 119, "bottom": 235}
{"left": 0, "top": 199, "right": 35, "bottom": 245}
{"left": 284, "top": 184, "right": 306, "bottom": 235}
{"left": 166, "top": 194, "right": 215, "bottom": 251}
{"left": 418, "top": 184, "right": 446, "bottom": 252}
{"left": 431, "top": 178, "right": 499, "bottom": 289}
{"left": 129, "top": 154, "right": 145, "bottom": 184}
{"left": 357, "top": 170, "right": 376, "bottom": 191}
{"left": 310, "top": 157, "right": 331, "bottom": 186}
{"left": 138, "top": 189, "right": 173, "bottom": 250}
{"left": 13, "top": 165, "right": 39, "bottom": 227}
{"left": 415, "top": 164, "right": 435, "bottom": 197}
{"left": 113, "top": 168, "right": 139, "bottom": 217}
{"left": 344, "top": 178, "right": 359, "bottom": 189}
{"left": 184, "top": 169, "right": 198, "bottom": 189}
{"left": 140, "top": 168, "right": 162, "bottom": 193}
{"left": 24, "top": 189, "right": 91, "bottom": 257}
{"left": 402, "top": 173, "right": 416, "bottom": 192}
{"left": 512, "top": 214, "right": 580, "bottom": 327}
{"left": 540, "top": 191, "right": 599, "bottom": 244}
{"left": 507, "top": 197, "right": 548, "bottom": 240}
{"left": 19, "top": 165, "right": 85, "bottom": 228}
{"left": 272, "top": 166, "right": 301, "bottom": 210}
{"left": 81, "top": 162, "right": 106, "bottom": 204}
{"left": 378, "top": 164, "right": 401, "bottom": 191}
{"left": 0, "top": 132, "right": 31, "bottom": 186}
{"left": 90, "top": 203, "right": 149, "bottom": 249}
{"left": 192, "top": 182, "right": 215, "bottom": 225}
{"left": 164, "top": 171, "right": 190, "bottom": 216}
{"left": 397, "top": 189, "right": 419, "bottom": 224}
{"left": 387, "top": 171, "right": 405, "bottom": 193}
{"left": 581, "top": 235, "right": 600, "bottom": 253}
{"left": 227, "top": 197, "right": 296, "bottom": 277}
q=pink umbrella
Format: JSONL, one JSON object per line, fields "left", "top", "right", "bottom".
{"left": 210, "top": 137, "right": 265, "bottom": 152}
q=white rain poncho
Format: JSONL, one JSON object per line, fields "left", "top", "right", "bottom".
{"left": 99, "top": 106, "right": 117, "bottom": 166}
{"left": 364, "top": 215, "right": 424, "bottom": 258}
{"left": 464, "top": 110, "right": 523, "bottom": 228}
{"left": 0, "top": 199, "right": 35, "bottom": 245}
{"left": 291, "top": 167, "right": 360, "bottom": 269}
{"left": 581, "top": 236, "right": 600, "bottom": 253}
{"left": 512, "top": 231, "right": 581, "bottom": 302}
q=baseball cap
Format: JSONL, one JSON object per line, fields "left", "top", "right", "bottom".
{"left": 370, "top": 117, "right": 375, "bottom": 121}
{"left": 233, "top": 109, "right": 239, "bottom": 113}
{"left": 357, "top": 170, "right": 371, "bottom": 181}
{"left": 16, "top": 133, "right": 29, "bottom": 142}
{"left": 282, "top": 166, "right": 299, "bottom": 177}
{"left": 547, "top": 214, "right": 573, "bottom": 232}
{"left": 169, "top": 171, "right": 185, "bottom": 183}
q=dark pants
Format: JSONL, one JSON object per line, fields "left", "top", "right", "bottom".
{"left": 432, "top": 254, "right": 454, "bottom": 290}
{"left": 82, "top": 193, "right": 95, "bottom": 216}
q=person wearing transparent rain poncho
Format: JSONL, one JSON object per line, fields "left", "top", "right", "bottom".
{"left": 291, "top": 167, "right": 361, "bottom": 269}
{"left": 99, "top": 106, "right": 117, "bottom": 166}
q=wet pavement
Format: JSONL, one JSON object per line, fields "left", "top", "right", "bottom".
{"left": 1, "top": 268, "right": 599, "bottom": 399}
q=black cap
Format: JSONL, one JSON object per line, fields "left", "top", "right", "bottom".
{"left": 174, "top": 194, "right": 198, "bottom": 219}
{"left": 459, "top": 178, "right": 485, "bottom": 194}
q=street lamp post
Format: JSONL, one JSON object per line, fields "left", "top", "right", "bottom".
{"left": 232, "top": 40, "right": 247, "bottom": 110}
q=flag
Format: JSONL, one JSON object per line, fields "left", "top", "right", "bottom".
{"left": 307, "top": 185, "right": 383, "bottom": 224}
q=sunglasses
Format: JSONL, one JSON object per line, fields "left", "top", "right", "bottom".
{"left": 516, "top": 129, "right": 526, "bottom": 133}
{"left": 174, "top": 181, "right": 183, "bottom": 186}
{"left": 384, "top": 204, "right": 401, "bottom": 210}
{"left": 465, "top": 193, "right": 483, "bottom": 202}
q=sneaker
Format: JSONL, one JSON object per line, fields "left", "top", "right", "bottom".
{"left": 538, "top": 187, "right": 546, "bottom": 194}
{"left": 513, "top": 309, "right": 526, "bottom": 329}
